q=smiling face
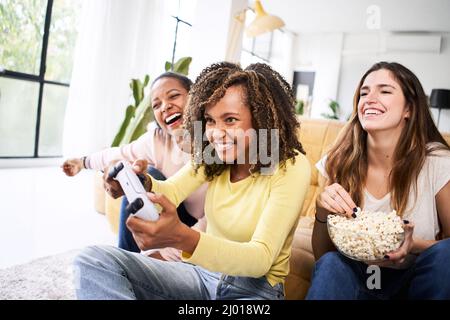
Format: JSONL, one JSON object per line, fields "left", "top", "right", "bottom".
{"left": 357, "top": 69, "right": 410, "bottom": 134}
{"left": 204, "top": 85, "right": 254, "bottom": 163}
{"left": 151, "top": 77, "right": 189, "bottom": 134}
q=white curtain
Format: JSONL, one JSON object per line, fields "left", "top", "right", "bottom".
{"left": 63, "top": 0, "right": 167, "bottom": 157}
{"left": 224, "top": 6, "right": 246, "bottom": 63}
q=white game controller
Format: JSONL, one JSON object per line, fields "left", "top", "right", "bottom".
{"left": 108, "top": 161, "right": 160, "bottom": 221}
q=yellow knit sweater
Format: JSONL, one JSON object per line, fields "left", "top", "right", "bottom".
{"left": 148, "top": 153, "right": 311, "bottom": 286}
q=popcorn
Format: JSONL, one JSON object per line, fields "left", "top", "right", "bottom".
{"left": 327, "top": 208, "right": 404, "bottom": 261}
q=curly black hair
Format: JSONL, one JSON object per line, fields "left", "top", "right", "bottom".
{"left": 184, "top": 62, "right": 305, "bottom": 180}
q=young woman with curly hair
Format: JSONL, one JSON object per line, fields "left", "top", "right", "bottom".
{"left": 74, "top": 62, "right": 311, "bottom": 300}
{"left": 307, "top": 62, "right": 450, "bottom": 300}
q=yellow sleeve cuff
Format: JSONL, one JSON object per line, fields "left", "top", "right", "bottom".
{"left": 181, "top": 232, "right": 215, "bottom": 265}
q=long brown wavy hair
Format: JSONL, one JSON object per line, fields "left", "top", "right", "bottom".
{"left": 184, "top": 62, "right": 305, "bottom": 180}
{"left": 325, "top": 61, "right": 449, "bottom": 215}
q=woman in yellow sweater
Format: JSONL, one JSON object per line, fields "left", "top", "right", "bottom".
{"left": 74, "top": 62, "right": 311, "bottom": 300}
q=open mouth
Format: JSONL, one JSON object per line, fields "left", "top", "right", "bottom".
{"left": 214, "top": 142, "right": 235, "bottom": 152}
{"left": 363, "top": 108, "right": 385, "bottom": 117}
{"left": 164, "top": 113, "right": 182, "bottom": 125}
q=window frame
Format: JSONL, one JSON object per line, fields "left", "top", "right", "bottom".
{"left": 241, "top": 30, "right": 275, "bottom": 63}
{"left": 0, "top": 0, "right": 70, "bottom": 159}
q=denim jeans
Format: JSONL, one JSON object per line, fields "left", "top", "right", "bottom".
{"left": 118, "top": 166, "right": 197, "bottom": 252}
{"left": 73, "top": 245, "right": 285, "bottom": 300}
{"left": 306, "top": 238, "right": 450, "bottom": 300}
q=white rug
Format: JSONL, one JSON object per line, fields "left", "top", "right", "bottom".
{"left": 0, "top": 250, "right": 80, "bottom": 300}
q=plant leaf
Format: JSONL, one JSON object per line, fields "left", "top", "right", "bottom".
{"left": 165, "top": 61, "right": 172, "bottom": 72}
{"left": 122, "top": 94, "right": 153, "bottom": 144}
{"left": 130, "top": 107, "right": 154, "bottom": 142}
{"left": 111, "top": 105, "right": 136, "bottom": 147}
{"left": 295, "top": 100, "right": 304, "bottom": 115}
{"left": 173, "top": 57, "right": 192, "bottom": 75}
{"left": 143, "top": 74, "right": 150, "bottom": 87}
{"left": 321, "top": 113, "right": 334, "bottom": 120}
{"left": 131, "top": 79, "right": 144, "bottom": 105}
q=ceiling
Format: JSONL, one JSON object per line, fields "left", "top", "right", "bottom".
{"left": 258, "top": 0, "right": 450, "bottom": 34}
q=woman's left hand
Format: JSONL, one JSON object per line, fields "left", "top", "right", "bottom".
{"left": 126, "top": 192, "right": 183, "bottom": 251}
{"left": 371, "top": 221, "right": 415, "bottom": 267}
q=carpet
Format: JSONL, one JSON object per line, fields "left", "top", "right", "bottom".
{"left": 0, "top": 250, "right": 80, "bottom": 300}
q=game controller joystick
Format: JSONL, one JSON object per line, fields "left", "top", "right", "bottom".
{"left": 108, "top": 161, "right": 159, "bottom": 221}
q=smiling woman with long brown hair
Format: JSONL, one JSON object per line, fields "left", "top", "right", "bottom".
{"left": 307, "top": 62, "right": 450, "bottom": 300}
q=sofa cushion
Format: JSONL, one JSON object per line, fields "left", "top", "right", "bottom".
{"left": 298, "top": 117, "right": 346, "bottom": 188}
{"left": 285, "top": 118, "right": 346, "bottom": 300}
{"left": 285, "top": 216, "right": 315, "bottom": 300}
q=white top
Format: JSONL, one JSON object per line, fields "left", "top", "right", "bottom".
{"left": 85, "top": 122, "right": 207, "bottom": 220}
{"left": 316, "top": 143, "right": 450, "bottom": 241}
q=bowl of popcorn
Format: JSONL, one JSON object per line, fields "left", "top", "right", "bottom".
{"left": 327, "top": 208, "right": 405, "bottom": 262}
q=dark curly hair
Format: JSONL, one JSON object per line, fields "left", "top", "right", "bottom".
{"left": 184, "top": 62, "right": 305, "bottom": 180}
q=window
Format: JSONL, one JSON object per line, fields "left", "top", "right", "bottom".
{"left": 240, "top": 9, "right": 283, "bottom": 67}
{"left": 0, "top": 0, "right": 82, "bottom": 158}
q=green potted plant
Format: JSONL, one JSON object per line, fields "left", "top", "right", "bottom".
{"left": 295, "top": 100, "right": 305, "bottom": 115}
{"left": 321, "top": 99, "right": 340, "bottom": 120}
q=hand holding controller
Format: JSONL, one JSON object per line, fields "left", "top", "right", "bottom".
{"left": 108, "top": 161, "right": 160, "bottom": 221}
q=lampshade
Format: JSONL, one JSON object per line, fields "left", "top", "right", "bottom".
{"left": 430, "top": 89, "right": 450, "bottom": 110}
{"left": 245, "top": 0, "right": 285, "bottom": 38}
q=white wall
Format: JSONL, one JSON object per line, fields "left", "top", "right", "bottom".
{"left": 337, "top": 32, "right": 450, "bottom": 132}
{"left": 265, "top": 0, "right": 450, "bottom": 34}
{"left": 189, "top": 0, "right": 247, "bottom": 79}
{"left": 291, "top": 31, "right": 450, "bottom": 132}
{"left": 279, "top": 0, "right": 450, "bottom": 132}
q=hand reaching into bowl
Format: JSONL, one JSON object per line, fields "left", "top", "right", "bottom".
{"left": 316, "top": 183, "right": 357, "bottom": 221}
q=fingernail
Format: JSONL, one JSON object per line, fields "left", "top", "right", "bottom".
{"left": 403, "top": 220, "right": 409, "bottom": 224}
{"left": 384, "top": 255, "right": 390, "bottom": 260}
{"left": 353, "top": 207, "right": 358, "bottom": 212}
{"left": 352, "top": 213, "right": 357, "bottom": 218}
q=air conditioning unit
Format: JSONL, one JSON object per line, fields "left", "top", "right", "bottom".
{"left": 384, "top": 33, "right": 441, "bottom": 53}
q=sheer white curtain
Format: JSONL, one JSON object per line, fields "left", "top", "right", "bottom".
{"left": 63, "top": 0, "right": 167, "bottom": 157}
{"left": 224, "top": 2, "right": 247, "bottom": 63}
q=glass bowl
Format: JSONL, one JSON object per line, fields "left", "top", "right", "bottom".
{"left": 327, "top": 216, "right": 405, "bottom": 263}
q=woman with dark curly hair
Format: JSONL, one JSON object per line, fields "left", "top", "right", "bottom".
{"left": 74, "top": 62, "right": 311, "bottom": 300}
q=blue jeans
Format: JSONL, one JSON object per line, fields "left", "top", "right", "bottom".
{"left": 306, "top": 238, "right": 450, "bottom": 300}
{"left": 73, "top": 245, "right": 285, "bottom": 300}
{"left": 118, "top": 166, "right": 197, "bottom": 252}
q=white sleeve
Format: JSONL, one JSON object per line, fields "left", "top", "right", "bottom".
{"left": 431, "top": 149, "right": 450, "bottom": 195}
{"left": 86, "top": 123, "right": 157, "bottom": 171}
{"left": 315, "top": 154, "right": 329, "bottom": 179}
